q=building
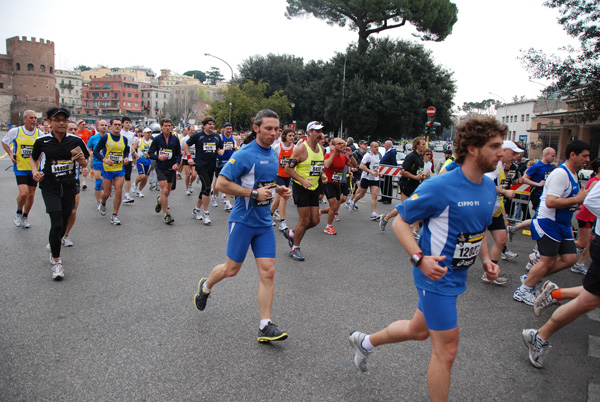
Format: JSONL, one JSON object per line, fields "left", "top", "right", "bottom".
{"left": 81, "top": 75, "right": 142, "bottom": 117}
{"left": 140, "top": 85, "right": 170, "bottom": 120}
{"left": 0, "top": 36, "right": 57, "bottom": 124}
{"left": 158, "top": 69, "right": 200, "bottom": 87}
{"left": 495, "top": 100, "right": 537, "bottom": 146}
{"left": 116, "top": 66, "right": 156, "bottom": 84}
{"left": 55, "top": 69, "right": 83, "bottom": 114}
{"left": 78, "top": 67, "right": 112, "bottom": 83}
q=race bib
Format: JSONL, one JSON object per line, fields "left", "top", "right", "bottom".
{"left": 544, "top": 171, "right": 551, "bottom": 180}
{"left": 254, "top": 181, "right": 276, "bottom": 207}
{"left": 108, "top": 152, "right": 123, "bottom": 164}
{"left": 20, "top": 144, "right": 33, "bottom": 158}
{"left": 451, "top": 231, "right": 485, "bottom": 269}
{"left": 310, "top": 160, "right": 324, "bottom": 176}
{"left": 280, "top": 157, "right": 290, "bottom": 167}
{"left": 332, "top": 171, "right": 343, "bottom": 183}
{"left": 203, "top": 142, "right": 217, "bottom": 153}
{"left": 190, "top": 147, "right": 196, "bottom": 158}
{"left": 51, "top": 160, "right": 75, "bottom": 176}
{"left": 159, "top": 149, "right": 173, "bottom": 159}
{"left": 500, "top": 178, "right": 511, "bottom": 190}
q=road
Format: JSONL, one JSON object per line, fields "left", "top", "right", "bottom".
{"left": 0, "top": 149, "right": 598, "bottom": 401}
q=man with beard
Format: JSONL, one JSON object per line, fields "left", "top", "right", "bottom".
{"left": 348, "top": 116, "right": 502, "bottom": 402}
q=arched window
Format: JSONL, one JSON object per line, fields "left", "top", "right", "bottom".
{"left": 15, "top": 63, "right": 20, "bottom": 71}
{"left": 40, "top": 65, "right": 45, "bottom": 73}
{"left": 27, "top": 63, "right": 34, "bottom": 71}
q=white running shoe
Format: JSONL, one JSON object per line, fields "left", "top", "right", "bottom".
{"left": 203, "top": 211, "right": 212, "bottom": 225}
{"left": 123, "top": 194, "right": 135, "bottom": 204}
{"left": 110, "top": 215, "right": 121, "bottom": 225}
{"left": 14, "top": 213, "right": 22, "bottom": 227}
{"left": 211, "top": 195, "right": 218, "bottom": 207}
{"left": 192, "top": 208, "right": 203, "bottom": 220}
{"left": 52, "top": 261, "right": 64, "bottom": 280}
{"left": 185, "top": 189, "right": 192, "bottom": 196}
{"left": 224, "top": 202, "right": 233, "bottom": 212}
{"left": 273, "top": 210, "right": 281, "bottom": 221}
{"left": 279, "top": 221, "right": 288, "bottom": 231}
{"left": 349, "top": 331, "right": 373, "bottom": 372}
{"left": 136, "top": 190, "right": 144, "bottom": 198}
{"left": 501, "top": 249, "right": 518, "bottom": 260}
{"left": 21, "top": 216, "right": 31, "bottom": 229}
{"left": 62, "top": 236, "right": 74, "bottom": 247}
{"left": 570, "top": 263, "right": 587, "bottom": 275}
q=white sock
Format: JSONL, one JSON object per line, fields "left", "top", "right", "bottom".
{"left": 202, "top": 282, "right": 211, "bottom": 293}
{"left": 288, "top": 229, "right": 294, "bottom": 238}
{"left": 259, "top": 319, "right": 271, "bottom": 329}
{"left": 362, "top": 335, "right": 374, "bottom": 352}
{"left": 520, "top": 283, "right": 533, "bottom": 292}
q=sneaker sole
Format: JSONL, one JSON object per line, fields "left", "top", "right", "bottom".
{"left": 258, "top": 332, "right": 288, "bottom": 342}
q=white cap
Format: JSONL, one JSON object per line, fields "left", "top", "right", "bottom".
{"left": 502, "top": 140, "right": 524, "bottom": 153}
{"left": 307, "top": 121, "right": 324, "bottom": 132}
{"left": 142, "top": 127, "right": 152, "bottom": 133}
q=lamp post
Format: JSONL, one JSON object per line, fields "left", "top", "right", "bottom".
{"left": 205, "top": 53, "right": 233, "bottom": 124}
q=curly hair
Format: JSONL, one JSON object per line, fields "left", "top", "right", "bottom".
{"left": 453, "top": 116, "right": 507, "bottom": 165}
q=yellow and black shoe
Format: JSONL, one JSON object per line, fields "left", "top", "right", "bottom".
{"left": 258, "top": 321, "right": 288, "bottom": 343}
{"left": 194, "top": 278, "right": 210, "bottom": 311}
{"left": 155, "top": 196, "right": 161, "bottom": 213}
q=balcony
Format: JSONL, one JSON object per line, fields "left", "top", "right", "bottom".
{"left": 59, "top": 83, "right": 74, "bottom": 90}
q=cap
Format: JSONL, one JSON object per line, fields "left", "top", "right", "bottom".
{"left": 223, "top": 122, "right": 232, "bottom": 128}
{"left": 307, "top": 121, "right": 324, "bottom": 132}
{"left": 142, "top": 127, "right": 152, "bottom": 133}
{"left": 502, "top": 140, "right": 524, "bottom": 153}
{"left": 359, "top": 140, "right": 368, "bottom": 145}
{"left": 46, "top": 107, "right": 70, "bottom": 119}
{"left": 444, "top": 149, "right": 452, "bottom": 154}
{"left": 76, "top": 119, "right": 85, "bottom": 126}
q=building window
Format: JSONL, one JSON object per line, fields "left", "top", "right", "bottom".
{"left": 16, "top": 63, "right": 20, "bottom": 70}
{"left": 40, "top": 65, "right": 45, "bottom": 72}
{"left": 164, "top": 94, "right": 166, "bottom": 99}
{"left": 0, "top": 83, "right": 3, "bottom": 89}
{"left": 155, "top": 93, "right": 158, "bottom": 98}
{"left": 521, "top": 115, "right": 525, "bottom": 122}
{"left": 135, "top": 103, "right": 138, "bottom": 107}
{"left": 526, "top": 114, "right": 530, "bottom": 121}
{"left": 114, "top": 93, "right": 119, "bottom": 99}
{"left": 155, "top": 101, "right": 158, "bottom": 108}
{"left": 69, "top": 90, "right": 72, "bottom": 95}
{"left": 61, "top": 89, "right": 64, "bottom": 94}
{"left": 27, "top": 63, "right": 34, "bottom": 71}
{"left": 49, "top": 67, "right": 53, "bottom": 74}
{"left": 135, "top": 94, "right": 139, "bottom": 98}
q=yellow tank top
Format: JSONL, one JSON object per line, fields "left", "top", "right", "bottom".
{"left": 138, "top": 139, "right": 152, "bottom": 159}
{"left": 104, "top": 133, "right": 126, "bottom": 172}
{"left": 15, "top": 126, "right": 40, "bottom": 171}
{"left": 294, "top": 142, "right": 324, "bottom": 191}
{"left": 493, "top": 165, "right": 505, "bottom": 217}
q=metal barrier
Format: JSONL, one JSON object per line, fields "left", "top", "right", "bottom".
{"left": 377, "top": 164, "right": 404, "bottom": 201}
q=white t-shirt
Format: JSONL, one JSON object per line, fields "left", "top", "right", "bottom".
{"left": 120, "top": 129, "right": 136, "bottom": 159}
{"left": 360, "top": 151, "right": 380, "bottom": 181}
{"left": 537, "top": 166, "right": 579, "bottom": 221}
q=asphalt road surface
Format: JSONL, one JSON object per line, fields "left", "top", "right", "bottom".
{"left": 0, "top": 150, "right": 598, "bottom": 401}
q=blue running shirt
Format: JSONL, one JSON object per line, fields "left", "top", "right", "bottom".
{"left": 220, "top": 140, "right": 279, "bottom": 228}
{"left": 397, "top": 167, "right": 496, "bottom": 296}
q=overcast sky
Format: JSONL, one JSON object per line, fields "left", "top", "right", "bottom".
{"left": 0, "top": 0, "right": 577, "bottom": 110}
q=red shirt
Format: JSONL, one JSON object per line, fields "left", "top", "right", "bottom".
{"left": 77, "top": 129, "right": 91, "bottom": 145}
{"left": 324, "top": 153, "right": 349, "bottom": 185}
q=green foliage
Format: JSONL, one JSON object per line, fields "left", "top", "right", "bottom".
{"left": 75, "top": 65, "right": 91, "bottom": 71}
{"left": 459, "top": 99, "right": 498, "bottom": 116}
{"left": 285, "top": 0, "right": 458, "bottom": 54}
{"left": 183, "top": 70, "right": 207, "bottom": 83}
{"left": 208, "top": 80, "right": 292, "bottom": 129}
{"left": 206, "top": 67, "right": 225, "bottom": 85}
{"left": 520, "top": 0, "right": 599, "bottom": 123}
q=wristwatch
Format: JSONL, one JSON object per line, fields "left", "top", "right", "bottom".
{"left": 250, "top": 190, "right": 258, "bottom": 200}
{"left": 410, "top": 252, "right": 424, "bottom": 267}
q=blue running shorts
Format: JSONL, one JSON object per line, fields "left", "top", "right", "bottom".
{"left": 416, "top": 288, "right": 458, "bottom": 331}
{"left": 226, "top": 222, "right": 276, "bottom": 263}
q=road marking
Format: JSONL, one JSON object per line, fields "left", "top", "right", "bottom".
{"left": 0, "top": 152, "right": 8, "bottom": 159}
{"left": 589, "top": 335, "right": 600, "bottom": 359}
{"left": 588, "top": 309, "right": 600, "bottom": 322}
{"left": 588, "top": 382, "right": 600, "bottom": 402}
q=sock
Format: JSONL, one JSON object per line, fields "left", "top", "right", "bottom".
{"left": 520, "top": 283, "right": 533, "bottom": 292}
{"left": 288, "top": 229, "right": 294, "bottom": 238}
{"left": 326, "top": 224, "right": 332, "bottom": 228}
{"left": 22, "top": 213, "right": 28, "bottom": 218}
{"left": 492, "top": 260, "right": 498, "bottom": 265}
{"left": 202, "top": 282, "right": 211, "bottom": 293}
{"left": 292, "top": 245, "right": 300, "bottom": 250}
{"left": 551, "top": 288, "right": 562, "bottom": 301}
{"left": 204, "top": 210, "right": 209, "bottom": 214}
{"left": 503, "top": 245, "right": 508, "bottom": 253}
{"left": 281, "top": 219, "right": 286, "bottom": 223}
{"left": 536, "top": 332, "right": 548, "bottom": 345}
{"left": 16, "top": 210, "right": 22, "bottom": 215}
{"left": 259, "top": 319, "right": 271, "bottom": 330}
{"left": 361, "top": 335, "right": 374, "bottom": 352}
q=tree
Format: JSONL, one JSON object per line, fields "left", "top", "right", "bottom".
{"left": 285, "top": 0, "right": 458, "bottom": 54}
{"left": 206, "top": 67, "right": 225, "bottom": 85}
{"left": 184, "top": 70, "right": 207, "bottom": 83}
{"left": 165, "top": 87, "right": 210, "bottom": 124}
{"left": 74, "top": 65, "right": 91, "bottom": 71}
{"left": 520, "top": 0, "right": 600, "bottom": 123}
{"left": 459, "top": 99, "right": 498, "bottom": 116}
{"left": 208, "top": 80, "right": 292, "bottom": 129}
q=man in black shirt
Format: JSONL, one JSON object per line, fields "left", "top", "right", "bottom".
{"left": 30, "top": 107, "right": 89, "bottom": 280}
{"left": 399, "top": 136, "right": 426, "bottom": 200}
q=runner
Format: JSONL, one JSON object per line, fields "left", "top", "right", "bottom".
{"left": 271, "top": 128, "right": 295, "bottom": 231}
{"left": 61, "top": 121, "right": 87, "bottom": 247}
{"left": 179, "top": 126, "right": 198, "bottom": 196}
{"left": 214, "top": 122, "right": 236, "bottom": 211}
{"left": 348, "top": 141, "right": 381, "bottom": 221}
{"left": 86, "top": 120, "right": 108, "bottom": 209}
{"left": 193, "top": 109, "right": 291, "bottom": 342}
{"left": 30, "top": 107, "right": 89, "bottom": 280}
{"left": 76, "top": 119, "right": 91, "bottom": 190}
{"left": 1, "top": 109, "right": 41, "bottom": 229}
{"left": 120, "top": 116, "right": 136, "bottom": 204}
{"left": 133, "top": 127, "right": 153, "bottom": 198}
{"left": 348, "top": 115, "right": 501, "bottom": 401}
{"left": 282, "top": 121, "right": 326, "bottom": 261}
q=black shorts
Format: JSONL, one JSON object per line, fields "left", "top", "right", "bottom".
{"left": 215, "top": 160, "right": 226, "bottom": 177}
{"left": 74, "top": 179, "right": 81, "bottom": 195}
{"left": 487, "top": 214, "right": 506, "bottom": 231}
{"left": 124, "top": 161, "right": 133, "bottom": 181}
{"left": 156, "top": 168, "right": 177, "bottom": 190}
{"left": 537, "top": 235, "right": 577, "bottom": 257}
{"left": 577, "top": 218, "right": 595, "bottom": 229}
{"left": 196, "top": 169, "right": 214, "bottom": 196}
{"left": 583, "top": 236, "right": 600, "bottom": 296}
{"left": 181, "top": 159, "right": 190, "bottom": 166}
{"left": 276, "top": 176, "right": 291, "bottom": 187}
{"left": 16, "top": 175, "right": 37, "bottom": 187}
{"left": 293, "top": 181, "right": 320, "bottom": 208}
{"left": 325, "top": 182, "right": 342, "bottom": 201}
{"left": 40, "top": 182, "right": 77, "bottom": 214}
{"left": 360, "top": 178, "right": 379, "bottom": 189}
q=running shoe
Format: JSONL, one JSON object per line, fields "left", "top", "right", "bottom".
{"left": 97, "top": 202, "right": 102, "bottom": 211}
{"left": 513, "top": 286, "right": 536, "bottom": 305}
{"left": 349, "top": 331, "right": 373, "bottom": 372}
{"left": 282, "top": 229, "right": 294, "bottom": 248}
{"left": 289, "top": 247, "right": 304, "bottom": 261}
{"left": 100, "top": 203, "right": 107, "bottom": 216}
{"left": 278, "top": 221, "right": 288, "bottom": 232}
{"left": 155, "top": 196, "right": 161, "bottom": 213}
{"left": 52, "top": 261, "right": 64, "bottom": 280}
{"left": 110, "top": 215, "right": 121, "bottom": 225}
{"left": 188, "top": 185, "right": 194, "bottom": 194}
{"left": 347, "top": 201, "right": 354, "bottom": 212}
{"left": 62, "top": 236, "right": 74, "bottom": 247}
{"left": 534, "top": 281, "right": 559, "bottom": 317}
{"left": 185, "top": 189, "right": 192, "bottom": 196}
{"left": 164, "top": 213, "right": 174, "bottom": 225}
{"left": 211, "top": 195, "right": 218, "bottom": 207}
{"left": 21, "top": 216, "right": 31, "bottom": 229}
{"left": 481, "top": 272, "right": 509, "bottom": 286}
{"left": 379, "top": 215, "right": 388, "bottom": 231}
{"left": 334, "top": 214, "right": 340, "bottom": 222}
{"left": 522, "top": 329, "right": 551, "bottom": 368}
{"left": 194, "top": 278, "right": 210, "bottom": 311}
{"left": 353, "top": 204, "right": 359, "bottom": 211}
{"left": 123, "top": 194, "right": 135, "bottom": 204}
{"left": 506, "top": 225, "right": 517, "bottom": 242}
{"left": 149, "top": 184, "right": 156, "bottom": 191}
{"left": 203, "top": 211, "right": 211, "bottom": 225}
{"left": 570, "top": 263, "right": 587, "bottom": 275}
{"left": 519, "top": 274, "right": 543, "bottom": 294}
{"left": 82, "top": 183, "right": 87, "bottom": 190}
{"left": 192, "top": 208, "right": 203, "bottom": 220}
{"left": 370, "top": 213, "right": 379, "bottom": 221}
{"left": 319, "top": 198, "right": 327, "bottom": 205}
{"left": 273, "top": 210, "right": 281, "bottom": 221}
{"left": 525, "top": 252, "right": 540, "bottom": 271}
{"left": 14, "top": 212, "right": 23, "bottom": 227}
{"left": 258, "top": 321, "right": 288, "bottom": 343}
{"left": 224, "top": 202, "right": 233, "bottom": 212}
{"left": 324, "top": 225, "right": 337, "bottom": 235}
{"left": 501, "top": 249, "right": 518, "bottom": 260}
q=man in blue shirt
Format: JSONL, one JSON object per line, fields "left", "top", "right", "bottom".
{"left": 193, "top": 109, "right": 292, "bottom": 343}
{"left": 349, "top": 116, "right": 503, "bottom": 401}
{"left": 86, "top": 120, "right": 108, "bottom": 209}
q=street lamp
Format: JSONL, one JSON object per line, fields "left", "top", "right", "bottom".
{"left": 205, "top": 53, "right": 233, "bottom": 124}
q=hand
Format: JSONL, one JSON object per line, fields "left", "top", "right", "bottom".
{"left": 104, "top": 158, "right": 114, "bottom": 166}
{"left": 33, "top": 171, "right": 44, "bottom": 182}
{"left": 124, "top": 157, "right": 130, "bottom": 164}
{"left": 76, "top": 154, "right": 87, "bottom": 166}
{"left": 255, "top": 186, "right": 273, "bottom": 201}
{"left": 10, "top": 154, "right": 16, "bottom": 164}
{"left": 172, "top": 164, "right": 178, "bottom": 171}
{"left": 419, "top": 255, "right": 448, "bottom": 281}
{"left": 188, "top": 159, "right": 195, "bottom": 165}
{"left": 321, "top": 174, "right": 328, "bottom": 184}
{"left": 538, "top": 180, "right": 545, "bottom": 187}
{"left": 574, "top": 187, "right": 590, "bottom": 203}
{"left": 518, "top": 177, "right": 524, "bottom": 184}
{"left": 300, "top": 178, "right": 311, "bottom": 189}
{"left": 158, "top": 154, "right": 168, "bottom": 161}
{"left": 483, "top": 260, "right": 500, "bottom": 281}
{"left": 277, "top": 186, "right": 292, "bottom": 200}
{"left": 504, "top": 189, "right": 515, "bottom": 199}
{"left": 416, "top": 174, "right": 423, "bottom": 181}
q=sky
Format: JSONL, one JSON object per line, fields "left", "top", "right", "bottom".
{"left": 0, "top": 0, "right": 579, "bottom": 110}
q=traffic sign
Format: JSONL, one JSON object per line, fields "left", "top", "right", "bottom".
{"left": 426, "top": 106, "right": 436, "bottom": 117}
